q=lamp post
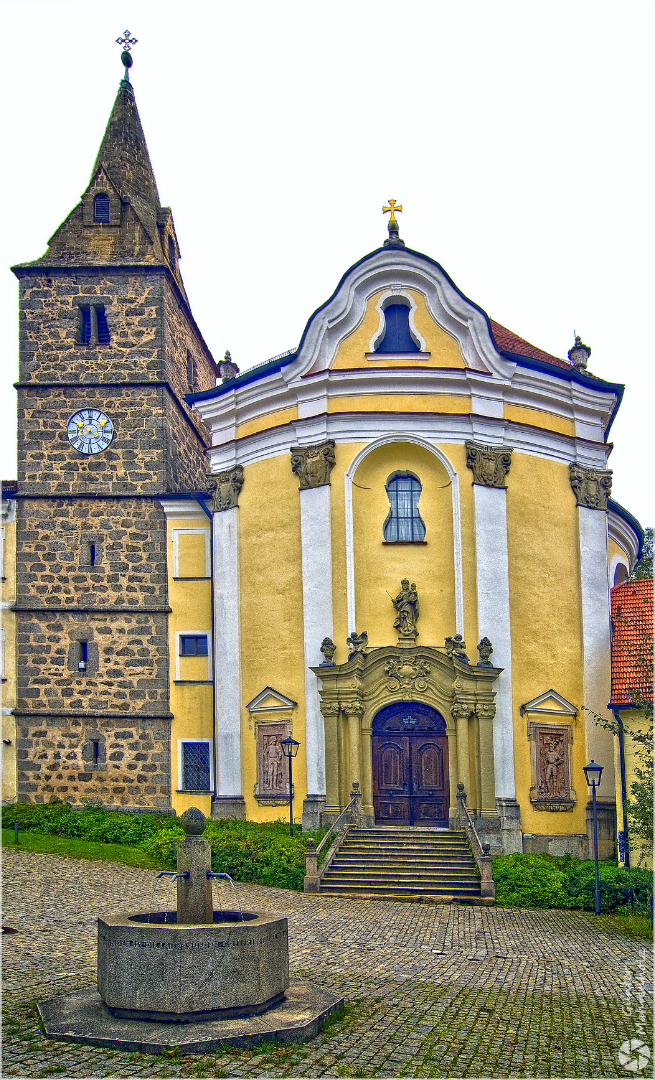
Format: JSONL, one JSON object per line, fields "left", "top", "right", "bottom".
{"left": 280, "top": 736, "right": 300, "bottom": 837}
{"left": 583, "top": 759, "right": 604, "bottom": 915}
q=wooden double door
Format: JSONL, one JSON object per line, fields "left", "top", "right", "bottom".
{"left": 372, "top": 704, "right": 449, "bottom": 827}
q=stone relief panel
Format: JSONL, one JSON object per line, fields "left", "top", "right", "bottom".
{"left": 465, "top": 441, "right": 513, "bottom": 488}
{"left": 528, "top": 723, "right": 576, "bottom": 811}
{"left": 254, "top": 720, "right": 292, "bottom": 805}
{"left": 290, "top": 440, "right": 336, "bottom": 489}
{"left": 207, "top": 465, "right": 244, "bottom": 512}
{"left": 568, "top": 464, "right": 612, "bottom": 510}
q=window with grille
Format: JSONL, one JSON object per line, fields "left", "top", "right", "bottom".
{"left": 168, "top": 234, "right": 176, "bottom": 266}
{"left": 96, "top": 306, "right": 110, "bottom": 343}
{"left": 93, "top": 193, "right": 110, "bottom": 223}
{"left": 80, "top": 306, "right": 92, "bottom": 344}
{"left": 179, "top": 634, "right": 209, "bottom": 656}
{"left": 181, "top": 741, "right": 211, "bottom": 791}
{"left": 78, "top": 305, "right": 110, "bottom": 345}
{"left": 383, "top": 472, "right": 426, "bottom": 541}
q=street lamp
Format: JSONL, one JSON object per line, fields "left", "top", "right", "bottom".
{"left": 583, "top": 759, "right": 604, "bottom": 915}
{"left": 280, "top": 737, "right": 300, "bottom": 837}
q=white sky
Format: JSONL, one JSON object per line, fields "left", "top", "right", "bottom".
{"left": 1, "top": 0, "right": 652, "bottom": 528}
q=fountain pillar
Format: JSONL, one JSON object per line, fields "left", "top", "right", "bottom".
{"left": 177, "top": 807, "right": 213, "bottom": 924}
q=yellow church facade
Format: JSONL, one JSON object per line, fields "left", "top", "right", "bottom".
{"left": 162, "top": 222, "right": 641, "bottom": 858}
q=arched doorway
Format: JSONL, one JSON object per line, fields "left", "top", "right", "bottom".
{"left": 372, "top": 702, "right": 449, "bottom": 826}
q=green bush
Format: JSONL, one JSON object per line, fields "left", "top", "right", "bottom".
{"left": 140, "top": 824, "right": 185, "bottom": 868}
{"left": 2, "top": 801, "right": 174, "bottom": 846}
{"left": 205, "top": 819, "right": 327, "bottom": 892}
{"left": 493, "top": 852, "right": 653, "bottom": 912}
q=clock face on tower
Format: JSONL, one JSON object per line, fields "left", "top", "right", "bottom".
{"left": 67, "top": 409, "right": 114, "bottom": 454}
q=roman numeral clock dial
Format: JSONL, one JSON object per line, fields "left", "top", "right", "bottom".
{"left": 67, "top": 409, "right": 114, "bottom": 454}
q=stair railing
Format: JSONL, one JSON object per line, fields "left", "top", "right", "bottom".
{"left": 456, "top": 782, "right": 495, "bottom": 899}
{"left": 304, "top": 782, "right": 363, "bottom": 893}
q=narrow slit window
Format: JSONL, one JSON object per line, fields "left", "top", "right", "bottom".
{"left": 179, "top": 634, "right": 209, "bottom": 657}
{"left": 79, "top": 305, "right": 92, "bottom": 345}
{"left": 182, "top": 742, "right": 211, "bottom": 791}
{"left": 95, "top": 306, "right": 110, "bottom": 344}
{"left": 92, "top": 739, "right": 100, "bottom": 764}
{"left": 187, "top": 351, "right": 196, "bottom": 390}
{"left": 79, "top": 641, "right": 88, "bottom": 671}
{"left": 383, "top": 473, "right": 426, "bottom": 541}
{"left": 168, "top": 235, "right": 176, "bottom": 267}
{"left": 89, "top": 543, "right": 96, "bottom": 567}
{"left": 93, "top": 193, "right": 110, "bottom": 223}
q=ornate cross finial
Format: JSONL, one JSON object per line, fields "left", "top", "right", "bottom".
{"left": 116, "top": 30, "right": 137, "bottom": 80}
{"left": 383, "top": 199, "right": 403, "bottom": 223}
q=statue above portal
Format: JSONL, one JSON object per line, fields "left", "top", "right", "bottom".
{"left": 391, "top": 578, "right": 419, "bottom": 643}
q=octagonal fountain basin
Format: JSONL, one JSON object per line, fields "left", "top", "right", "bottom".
{"left": 97, "top": 908, "right": 289, "bottom": 1023}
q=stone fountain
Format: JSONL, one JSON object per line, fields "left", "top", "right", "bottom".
{"left": 38, "top": 808, "right": 342, "bottom": 1054}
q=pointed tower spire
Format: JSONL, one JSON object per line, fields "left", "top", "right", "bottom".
{"left": 91, "top": 72, "right": 160, "bottom": 213}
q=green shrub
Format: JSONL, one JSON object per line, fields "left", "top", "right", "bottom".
{"left": 205, "top": 819, "right": 327, "bottom": 892}
{"left": 140, "top": 824, "right": 185, "bottom": 868}
{"left": 2, "top": 800, "right": 173, "bottom": 846}
{"left": 493, "top": 852, "right": 653, "bottom": 912}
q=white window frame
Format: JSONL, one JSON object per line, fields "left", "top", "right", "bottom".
{"left": 174, "top": 630, "right": 212, "bottom": 681}
{"left": 177, "top": 738, "right": 214, "bottom": 792}
{"left": 172, "top": 528, "right": 211, "bottom": 578}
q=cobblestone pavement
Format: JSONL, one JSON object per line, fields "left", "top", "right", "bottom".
{"left": 2, "top": 849, "right": 652, "bottom": 1079}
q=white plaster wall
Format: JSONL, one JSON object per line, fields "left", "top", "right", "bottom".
{"left": 299, "top": 485, "right": 331, "bottom": 794}
{"left": 473, "top": 484, "right": 515, "bottom": 799}
{"left": 212, "top": 508, "right": 243, "bottom": 796}
{"left": 578, "top": 507, "right": 615, "bottom": 781}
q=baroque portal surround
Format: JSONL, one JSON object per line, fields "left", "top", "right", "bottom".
{"left": 312, "top": 644, "right": 501, "bottom": 827}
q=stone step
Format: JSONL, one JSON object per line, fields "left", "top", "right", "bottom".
{"left": 320, "top": 882, "right": 482, "bottom": 897}
{"left": 331, "top": 857, "right": 475, "bottom": 868}
{"left": 327, "top": 862, "right": 478, "bottom": 875}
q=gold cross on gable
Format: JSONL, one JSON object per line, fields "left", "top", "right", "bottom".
{"left": 383, "top": 199, "right": 403, "bottom": 222}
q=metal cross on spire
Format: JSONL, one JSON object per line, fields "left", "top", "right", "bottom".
{"left": 116, "top": 30, "right": 138, "bottom": 81}
{"left": 382, "top": 199, "right": 403, "bottom": 223}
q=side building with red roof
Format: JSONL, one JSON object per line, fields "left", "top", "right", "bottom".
{"left": 610, "top": 578, "right": 653, "bottom": 868}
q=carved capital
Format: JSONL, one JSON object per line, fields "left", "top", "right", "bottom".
{"left": 451, "top": 701, "right": 473, "bottom": 720}
{"left": 475, "top": 702, "right": 496, "bottom": 720}
{"left": 319, "top": 702, "right": 341, "bottom": 717}
{"left": 465, "top": 441, "right": 513, "bottom": 488}
{"left": 207, "top": 465, "right": 244, "bottom": 512}
{"left": 569, "top": 463, "right": 612, "bottom": 510}
{"left": 341, "top": 700, "right": 365, "bottom": 717}
{"left": 290, "top": 440, "right": 336, "bottom": 490}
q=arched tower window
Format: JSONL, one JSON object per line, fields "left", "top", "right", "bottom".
{"left": 168, "top": 235, "right": 176, "bottom": 267}
{"left": 375, "top": 302, "right": 420, "bottom": 354}
{"left": 93, "top": 193, "right": 110, "bottom": 223}
{"left": 613, "top": 562, "right": 629, "bottom": 586}
{"left": 383, "top": 472, "right": 426, "bottom": 541}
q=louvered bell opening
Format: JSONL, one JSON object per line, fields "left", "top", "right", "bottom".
{"left": 80, "top": 306, "right": 92, "bottom": 345}
{"left": 96, "top": 306, "right": 110, "bottom": 344}
{"left": 93, "top": 193, "right": 110, "bottom": 223}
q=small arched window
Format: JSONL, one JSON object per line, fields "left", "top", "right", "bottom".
{"left": 93, "top": 193, "right": 110, "bottom": 223}
{"left": 375, "top": 303, "right": 420, "bottom": 354}
{"left": 613, "top": 562, "right": 629, "bottom": 587}
{"left": 383, "top": 472, "right": 426, "bottom": 541}
{"left": 168, "top": 235, "right": 176, "bottom": 267}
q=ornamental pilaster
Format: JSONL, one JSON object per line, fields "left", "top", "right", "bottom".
{"left": 206, "top": 465, "right": 244, "bottom": 512}
{"left": 568, "top": 464, "right": 612, "bottom": 510}
{"left": 465, "top": 441, "right": 513, "bottom": 488}
{"left": 290, "top": 440, "right": 336, "bottom": 489}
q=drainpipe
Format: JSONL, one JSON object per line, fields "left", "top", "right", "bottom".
{"left": 612, "top": 707, "right": 629, "bottom": 869}
{"left": 197, "top": 496, "right": 217, "bottom": 803}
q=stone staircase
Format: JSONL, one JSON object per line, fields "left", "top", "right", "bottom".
{"left": 319, "top": 826, "right": 485, "bottom": 902}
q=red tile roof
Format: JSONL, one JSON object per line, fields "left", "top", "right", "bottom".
{"left": 610, "top": 578, "right": 654, "bottom": 706}
{"left": 489, "top": 320, "right": 571, "bottom": 369}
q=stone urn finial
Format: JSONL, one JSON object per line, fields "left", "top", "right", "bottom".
{"left": 180, "top": 806, "right": 207, "bottom": 836}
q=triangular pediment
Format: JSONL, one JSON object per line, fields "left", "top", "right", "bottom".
{"left": 245, "top": 686, "right": 298, "bottom": 712}
{"left": 520, "top": 689, "right": 578, "bottom": 716}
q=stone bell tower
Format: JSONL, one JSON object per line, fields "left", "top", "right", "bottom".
{"left": 11, "top": 46, "right": 216, "bottom": 809}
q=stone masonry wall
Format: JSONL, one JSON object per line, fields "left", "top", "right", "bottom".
{"left": 16, "top": 713, "right": 171, "bottom": 809}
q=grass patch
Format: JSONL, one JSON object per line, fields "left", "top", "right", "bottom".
{"left": 2, "top": 829, "right": 161, "bottom": 869}
{"left": 588, "top": 909, "right": 653, "bottom": 940}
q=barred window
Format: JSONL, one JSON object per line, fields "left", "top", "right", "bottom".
{"left": 383, "top": 472, "right": 426, "bottom": 541}
{"left": 79, "top": 305, "right": 92, "bottom": 344}
{"left": 181, "top": 741, "right": 211, "bottom": 791}
{"left": 93, "top": 193, "right": 110, "bottom": 223}
{"left": 96, "top": 306, "right": 110, "bottom": 344}
{"left": 180, "top": 634, "right": 208, "bottom": 656}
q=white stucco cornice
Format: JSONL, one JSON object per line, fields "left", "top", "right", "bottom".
{"left": 608, "top": 507, "right": 641, "bottom": 569}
